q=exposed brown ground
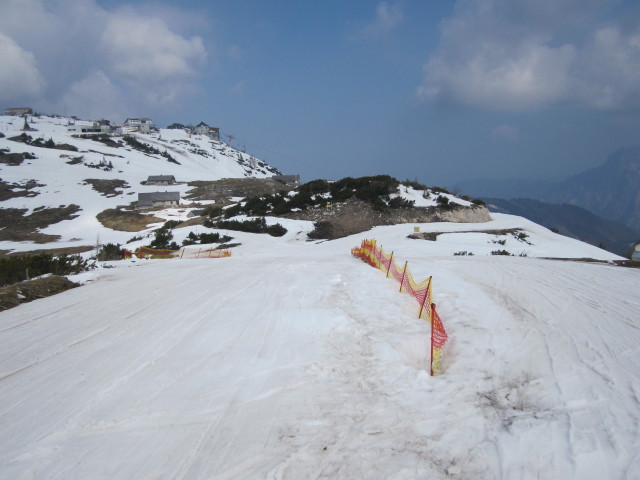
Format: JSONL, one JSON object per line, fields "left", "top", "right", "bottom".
{"left": 0, "top": 275, "right": 80, "bottom": 312}
{"left": 83, "top": 179, "right": 130, "bottom": 197}
{"left": 287, "top": 198, "right": 492, "bottom": 240}
{"left": 96, "top": 208, "right": 164, "bottom": 232}
{"left": 0, "top": 205, "right": 81, "bottom": 243}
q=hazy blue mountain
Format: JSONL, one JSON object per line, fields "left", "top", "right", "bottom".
{"left": 483, "top": 198, "right": 639, "bottom": 258}
{"left": 453, "top": 178, "right": 557, "bottom": 200}
{"left": 453, "top": 146, "right": 640, "bottom": 231}
{"left": 547, "top": 147, "right": 640, "bottom": 231}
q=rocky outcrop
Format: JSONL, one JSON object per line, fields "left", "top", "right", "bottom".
{"left": 286, "top": 198, "right": 491, "bottom": 239}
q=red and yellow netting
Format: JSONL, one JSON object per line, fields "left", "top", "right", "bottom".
{"left": 124, "top": 247, "right": 179, "bottom": 259}
{"left": 124, "top": 247, "right": 231, "bottom": 260}
{"left": 179, "top": 248, "right": 232, "bottom": 259}
{"left": 351, "top": 239, "right": 448, "bottom": 375}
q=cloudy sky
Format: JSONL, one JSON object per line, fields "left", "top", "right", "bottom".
{"left": 2, "top": 0, "right": 640, "bottom": 186}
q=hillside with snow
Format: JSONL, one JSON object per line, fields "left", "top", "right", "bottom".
{"left": 0, "top": 219, "right": 638, "bottom": 479}
{"left": 0, "top": 114, "right": 280, "bottom": 252}
{"left": 1, "top": 114, "right": 639, "bottom": 479}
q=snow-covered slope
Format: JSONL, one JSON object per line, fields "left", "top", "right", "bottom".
{"left": 0, "top": 223, "right": 638, "bottom": 479}
{"left": 0, "top": 115, "right": 636, "bottom": 477}
{"left": 0, "top": 114, "right": 280, "bottom": 250}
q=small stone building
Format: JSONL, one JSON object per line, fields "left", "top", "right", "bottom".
{"left": 137, "top": 192, "right": 180, "bottom": 209}
{"left": 124, "top": 118, "right": 154, "bottom": 134}
{"left": 4, "top": 107, "right": 33, "bottom": 116}
{"left": 192, "top": 122, "right": 220, "bottom": 141}
{"left": 272, "top": 174, "right": 300, "bottom": 185}
{"left": 146, "top": 175, "right": 176, "bottom": 185}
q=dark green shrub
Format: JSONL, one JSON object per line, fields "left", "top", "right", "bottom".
{"left": 123, "top": 136, "right": 161, "bottom": 155}
{"left": 97, "top": 243, "right": 125, "bottom": 261}
{"left": 266, "top": 223, "right": 287, "bottom": 237}
{"left": 223, "top": 204, "right": 243, "bottom": 218}
{"left": 307, "top": 221, "right": 334, "bottom": 240}
{"left": 203, "top": 205, "right": 223, "bottom": 218}
{"left": 148, "top": 228, "right": 179, "bottom": 249}
{"left": 162, "top": 220, "right": 181, "bottom": 230}
{"left": 0, "top": 253, "right": 89, "bottom": 287}
{"left": 182, "top": 230, "right": 233, "bottom": 246}
{"left": 182, "top": 231, "right": 199, "bottom": 246}
{"left": 403, "top": 179, "right": 428, "bottom": 190}
{"left": 161, "top": 150, "right": 180, "bottom": 165}
{"left": 198, "top": 232, "right": 233, "bottom": 244}
{"left": 513, "top": 232, "right": 531, "bottom": 244}
{"left": 388, "top": 196, "right": 415, "bottom": 209}
{"left": 210, "top": 217, "right": 287, "bottom": 237}
{"left": 436, "top": 195, "right": 450, "bottom": 206}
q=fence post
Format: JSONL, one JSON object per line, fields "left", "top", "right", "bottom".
{"left": 418, "top": 277, "right": 432, "bottom": 319}
{"left": 399, "top": 261, "right": 408, "bottom": 292}
{"left": 386, "top": 251, "right": 394, "bottom": 278}
{"left": 430, "top": 303, "right": 436, "bottom": 376}
{"left": 370, "top": 241, "right": 377, "bottom": 266}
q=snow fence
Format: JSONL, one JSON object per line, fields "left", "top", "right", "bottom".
{"left": 123, "top": 246, "right": 231, "bottom": 260}
{"left": 351, "top": 239, "right": 448, "bottom": 375}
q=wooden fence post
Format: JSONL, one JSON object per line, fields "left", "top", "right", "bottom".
{"left": 399, "top": 261, "right": 408, "bottom": 292}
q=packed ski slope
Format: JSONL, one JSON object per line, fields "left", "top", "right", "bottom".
{"left": 1, "top": 220, "right": 638, "bottom": 479}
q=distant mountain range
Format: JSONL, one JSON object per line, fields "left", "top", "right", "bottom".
{"left": 453, "top": 146, "right": 640, "bottom": 232}
{"left": 482, "top": 198, "right": 638, "bottom": 257}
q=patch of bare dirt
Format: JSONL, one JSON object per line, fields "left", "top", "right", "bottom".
{"left": 0, "top": 205, "right": 81, "bottom": 243}
{"left": 97, "top": 208, "right": 164, "bottom": 232}
{"left": 0, "top": 275, "right": 80, "bottom": 312}
{"left": 83, "top": 178, "right": 130, "bottom": 197}
{"left": 0, "top": 150, "right": 37, "bottom": 166}
{"left": 0, "top": 178, "right": 42, "bottom": 201}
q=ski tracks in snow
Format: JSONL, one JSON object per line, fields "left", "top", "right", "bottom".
{"left": 437, "top": 257, "right": 640, "bottom": 479}
{"left": 1, "top": 253, "right": 639, "bottom": 479}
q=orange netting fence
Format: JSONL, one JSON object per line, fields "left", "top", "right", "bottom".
{"left": 351, "top": 239, "right": 448, "bottom": 375}
{"left": 123, "top": 246, "right": 231, "bottom": 260}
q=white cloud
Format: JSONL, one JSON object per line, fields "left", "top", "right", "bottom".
{"left": 60, "top": 70, "right": 127, "bottom": 121}
{"left": 0, "top": 1, "right": 209, "bottom": 117}
{"left": 0, "top": 32, "right": 46, "bottom": 102}
{"left": 419, "top": 0, "right": 640, "bottom": 111}
{"left": 574, "top": 25, "right": 640, "bottom": 109}
{"left": 101, "top": 15, "right": 206, "bottom": 82}
{"left": 421, "top": 39, "right": 575, "bottom": 111}
{"left": 363, "top": 1, "right": 404, "bottom": 37}
{"left": 491, "top": 124, "right": 519, "bottom": 141}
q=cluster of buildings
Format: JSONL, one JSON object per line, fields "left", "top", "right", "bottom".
{"left": 3, "top": 108, "right": 221, "bottom": 141}
{"left": 4, "top": 107, "right": 303, "bottom": 218}
{"left": 66, "top": 117, "right": 221, "bottom": 140}
{"left": 67, "top": 117, "right": 154, "bottom": 136}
